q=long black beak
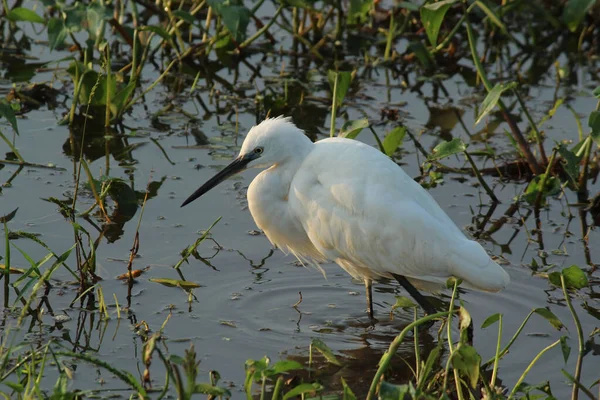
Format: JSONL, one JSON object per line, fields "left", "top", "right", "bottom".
{"left": 181, "top": 155, "right": 253, "bottom": 207}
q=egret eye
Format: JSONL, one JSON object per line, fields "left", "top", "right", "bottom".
{"left": 254, "top": 147, "right": 264, "bottom": 155}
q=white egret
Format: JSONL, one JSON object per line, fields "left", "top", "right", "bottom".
{"left": 181, "top": 116, "right": 510, "bottom": 318}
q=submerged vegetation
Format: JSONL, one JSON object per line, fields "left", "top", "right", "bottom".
{"left": 0, "top": 0, "right": 599, "bottom": 398}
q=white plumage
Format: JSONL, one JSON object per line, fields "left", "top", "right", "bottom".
{"left": 182, "top": 116, "right": 510, "bottom": 317}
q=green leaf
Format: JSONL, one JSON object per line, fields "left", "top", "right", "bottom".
{"left": 588, "top": 110, "right": 600, "bottom": 138}
{"left": 418, "top": 345, "right": 441, "bottom": 389}
{"left": 420, "top": 0, "right": 458, "bottom": 46}
{"left": 451, "top": 345, "right": 481, "bottom": 388}
{"left": 1, "top": 380, "right": 24, "bottom": 392}
{"left": 169, "top": 354, "right": 185, "bottom": 364}
{"left": 0, "top": 100, "right": 19, "bottom": 135}
{"left": 458, "top": 305, "right": 472, "bottom": 332}
{"left": 67, "top": 63, "right": 117, "bottom": 106}
{"left": 264, "top": 360, "right": 304, "bottom": 376}
{"left": 47, "top": 18, "right": 67, "bottom": 50}
{"left": 561, "top": 265, "right": 589, "bottom": 289}
{"left": 0, "top": 208, "right": 18, "bottom": 223}
{"left": 533, "top": 308, "right": 564, "bottom": 330}
{"left": 341, "top": 377, "right": 356, "bottom": 400}
{"left": 6, "top": 7, "right": 45, "bottom": 24}
{"left": 149, "top": 278, "right": 201, "bottom": 289}
{"left": 429, "top": 138, "right": 467, "bottom": 160}
{"left": 382, "top": 126, "right": 407, "bottom": 156}
{"left": 474, "top": 0, "right": 507, "bottom": 34}
{"left": 85, "top": 3, "right": 112, "bottom": 40}
{"left": 246, "top": 356, "right": 269, "bottom": 380}
{"left": 559, "top": 336, "right": 571, "bottom": 363}
{"left": 523, "top": 174, "right": 560, "bottom": 205}
{"left": 311, "top": 338, "right": 342, "bottom": 366}
{"left": 111, "top": 81, "right": 137, "bottom": 117}
{"left": 327, "top": 70, "right": 353, "bottom": 107}
{"left": 207, "top": 0, "right": 250, "bottom": 42}
{"left": 557, "top": 144, "right": 582, "bottom": 187}
{"left": 194, "top": 383, "right": 231, "bottom": 397}
{"left": 378, "top": 382, "right": 420, "bottom": 399}
{"left": 481, "top": 313, "right": 501, "bottom": 329}
{"left": 407, "top": 41, "right": 433, "bottom": 69}
{"left": 475, "top": 82, "right": 518, "bottom": 125}
{"left": 139, "top": 25, "right": 172, "bottom": 42}
{"left": 562, "top": 0, "right": 596, "bottom": 32}
{"left": 391, "top": 296, "right": 417, "bottom": 312}
{"left": 339, "top": 119, "right": 369, "bottom": 139}
{"left": 283, "top": 383, "right": 323, "bottom": 400}
{"left": 348, "top": 0, "right": 373, "bottom": 24}
{"left": 593, "top": 86, "right": 600, "bottom": 98}
{"left": 445, "top": 276, "right": 463, "bottom": 289}
{"left": 105, "top": 178, "right": 138, "bottom": 218}
{"left": 172, "top": 10, "right": 199, "bottom": 26}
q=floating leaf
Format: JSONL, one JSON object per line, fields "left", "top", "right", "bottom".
{"left": 311, "top": 338, "right": 342, "bottom": 366}
{"left": 117, "top": 270, "right": 144, "bottom": 280}
{"left": 562, "top": 0, "right": 596, "bottom": 32}
{"left": 533, "top": 308, "right": 564, "bottom": 330}
{"left": 429, "top": 138, "right": 466, "bottom": 160}
{"left": 6, "top": 7, "right": 45, "bottom": 24}
{"left": 382, "top": 126, "right": 407, "bottom": 156}
{"left": 0, "top": 100, "right": 19, "bottom": 135}
{"left": 560, "top": 336, "right": 571, "bottom": 363}
{"left": 149, "top": 278, "right": 201, "bottom": 290}
{"left": 451, "top": 345, "right": 481, "bottom": 388}
{"left": 481, "top": 313, "right": 501, "bottom": 329}
{"left": 327, "top": 70, "right": 353, "bottom": 107}
{"left": 339, "top": 119, "right": 369, "bottom": 139}
{"left": 475, "top": 82, "right": 518, "bottom": 125}
{"left": 283, "top": 383, "right": 323, "bottom": 400}
{"left": 420, "top": 0, "right": 458, "bottom": 46}
{"left": 220, "top": 320, "right": 237, "bottom": 328}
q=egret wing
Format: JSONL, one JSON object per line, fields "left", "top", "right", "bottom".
{"left": 288, "top": 138, "right": 508, "bottom": 291}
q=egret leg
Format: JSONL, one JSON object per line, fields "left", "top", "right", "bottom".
{"left": 365, "top": 279, "right": 374, "bottom": 319}
{"left": 391, "top": 273, "right": 437, "bottom": 316}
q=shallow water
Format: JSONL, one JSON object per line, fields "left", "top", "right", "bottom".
{"left": 1, "top": 7, "right": 599, "bottom": 399}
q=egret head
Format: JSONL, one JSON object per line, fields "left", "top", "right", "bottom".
{"left": 181, "top": 116, "right": 310, "bottom": 207}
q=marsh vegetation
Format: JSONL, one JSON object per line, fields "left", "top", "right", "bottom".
{"left": 0, "top": 0, "right": 599, "bottom": 398}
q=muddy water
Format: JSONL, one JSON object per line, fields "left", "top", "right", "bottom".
{"left": 1, "top": 29, "right": 599, "bottom": 399}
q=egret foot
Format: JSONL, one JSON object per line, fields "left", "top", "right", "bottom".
{"left": 365, "top": 278, "right": 375, "bottom": 320}
{"left": 391, "top": 273, "right": 437, "bottom": 316}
